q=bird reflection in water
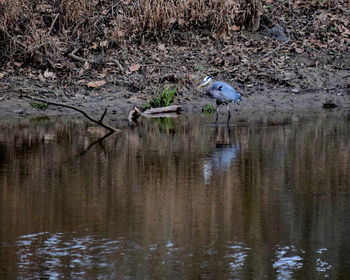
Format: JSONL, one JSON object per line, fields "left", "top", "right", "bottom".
{"left": 203, "top": 126, "right": 240, "bottom": 184}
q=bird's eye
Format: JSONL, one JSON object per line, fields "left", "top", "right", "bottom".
{"left": 218, "top": 86, "right": 223, "bottom": 91}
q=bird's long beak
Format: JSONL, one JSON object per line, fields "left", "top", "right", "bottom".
{"left": 197, "top": 82, "right": 207, "bottom": 89}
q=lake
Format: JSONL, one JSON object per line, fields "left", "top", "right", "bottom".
{"left": 0, "top": 114, "right": 349, "bottom": 279}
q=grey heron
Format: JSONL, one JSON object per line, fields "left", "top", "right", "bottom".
{"left": 197, "top": 76, "right": 241, "bottom": 124}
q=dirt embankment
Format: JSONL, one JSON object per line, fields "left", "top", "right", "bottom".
{"left": 0, "top": 1, "right": 349, "bottom": 120}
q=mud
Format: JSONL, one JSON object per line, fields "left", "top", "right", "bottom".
{"left": 0, "top": 47, "right": 349, "bottom": 123}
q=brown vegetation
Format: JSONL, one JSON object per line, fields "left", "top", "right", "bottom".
{"left": 0, "top": 0, "right": 245, "bottom": 69}
{"left": 1, "top": 0, "right": 347, "bottom": 73}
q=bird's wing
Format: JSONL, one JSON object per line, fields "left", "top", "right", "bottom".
{"left": 209, "top": 81, "right": 241, "bottom": 103}
{"left": 212, "top": 81, "right": 236, "bottom": 92}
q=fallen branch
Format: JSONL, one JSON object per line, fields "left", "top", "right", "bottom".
{"left": 68, "top": 48, "right": 86, "bottom": 63}
{"left": 142, "top": 105, "right": 182, "bottom": 115}
{"left": 23, "top": 94, "right": 121, "bottom": 133}
{"left": 68, "top": 48, "right": 124, "bottom": 72}
{"left": 127, "top": 105, "right": 182, "bottom": 124}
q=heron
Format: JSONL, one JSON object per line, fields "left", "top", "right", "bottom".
{"left": 197, "top": 76, "right": 241, "bottom": 124}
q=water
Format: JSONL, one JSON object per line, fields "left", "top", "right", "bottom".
{"left": 0, "top": 114, "right": 350, "bottom": 279}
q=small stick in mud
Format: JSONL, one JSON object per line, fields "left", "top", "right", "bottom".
{"left": 23, "top": 94, "right": 121, "bottom": 133}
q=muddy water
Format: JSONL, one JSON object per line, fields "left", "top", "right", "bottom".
{"left": 0, "top": 115, "right": 350, "bottom": 279}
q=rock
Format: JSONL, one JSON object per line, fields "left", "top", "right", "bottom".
{"left": 14, "top": 109, "right": 24, "bottom": 114}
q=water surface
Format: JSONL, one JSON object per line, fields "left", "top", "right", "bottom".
{"left": 0, "top": 115, "right": 350, "bottom": 279}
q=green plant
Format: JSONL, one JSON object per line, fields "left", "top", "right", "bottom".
{"left": 30, "top": 101, "right": 49, "bottom": 110}
{"left": 144, "top": 87, "right": 176, "bottom": 109}
{"left": 202, "top": 104, "right": 216, "bottom": 115}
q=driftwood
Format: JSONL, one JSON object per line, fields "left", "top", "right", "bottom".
{"left": 128, "top": 105, "right": 182, "bottom": 124}
{"left": 23, "top": 95, "right": 121, "bottom": 133}
{"left": 143, "top": 105, "right": 182, "bottom": 115}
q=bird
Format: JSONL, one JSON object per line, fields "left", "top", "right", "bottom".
{"left": 197, "top": 76, "right": 241, "bottom": 124}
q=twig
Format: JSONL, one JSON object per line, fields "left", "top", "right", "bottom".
{"left": 68, "top": 48, "right": 124, "bottom": 72}
{"left": 1, "top": 29, "right": 55, "bottom": 68}
{"left": 99, "top": 108, "right": 107, "bottom": 123}
{"left": 211, "top": 26, "right": 290, "bottom": 75}
{"left": 48, "top": 13, "right": 60, "bottom": 35}
{"left": 23, "top": 94, "right": 121, "bottom": 133}
{"left": 256, "top": 37, "right": 290, "bottom": 62}
{"left": 103, "top": 58, "right": 124, "bottom": 73}
{"left": 68, "top": 48, "right": 86, "bottom": 63}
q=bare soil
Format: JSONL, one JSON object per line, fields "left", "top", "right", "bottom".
{"left": 1, "top": 44, "right": 349, "bottom": 123}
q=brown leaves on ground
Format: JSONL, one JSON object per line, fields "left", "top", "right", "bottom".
{"left": 0, "top": 0, "right": 348, "bottom": 95}
{"left": 86, "top": 80, "right": 107, "bottom": 88}
{"left": 128, "top": 64, "right": 141, "bottom": 73}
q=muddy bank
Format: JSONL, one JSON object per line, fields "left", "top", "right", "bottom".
{"left": 1, "top": 40, "right": 349, "bottom": 122}
{"left": 0, "top": 78, "right": 349, "bottom": 123}
{"left": 1, "top": 54, "right": 349, "bottom": 122}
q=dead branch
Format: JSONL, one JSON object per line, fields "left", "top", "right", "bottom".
{"left": 101, "top": 58, "right": 124, "bottom": 73}
{"left": 128, "top": 105, "right": 182, "bottom": 124}
{"left": 68, "top": 48, "right": 86, "bottom": 63}
{"left": 23, "top": 95, "right": 121, "bottom": 133}
{"left": 68, "top": 48, "right": 124, "bottom": 72}
{"left": 142, "top": 105, "right": 182, "bottom": 115}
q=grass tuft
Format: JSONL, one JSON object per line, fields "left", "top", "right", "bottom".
{"left": 30, "top": 101, "right": 49, "bottom": 110}
{"left": 202, "top": 104, "right": 216, "bottom": 115}
{"left": 144, "top": 87, "right": 176, "bottom": 110}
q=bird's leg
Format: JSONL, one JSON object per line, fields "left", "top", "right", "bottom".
{"left": 215, "top": 105, "right": 219, "bottom": 123}
{"left": 226, "top": 104, "right": 231, "bottom": 124}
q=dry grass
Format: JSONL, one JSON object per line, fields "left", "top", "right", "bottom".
{"left": 0, "top": 0, "right": 244, "bottom": 68}
{"left": 0, "top": 0, "right": 348, "bottom": 70}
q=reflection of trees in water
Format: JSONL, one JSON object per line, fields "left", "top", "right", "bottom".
{"left": 0, "top": 116, "right": 350, "bottom": 279}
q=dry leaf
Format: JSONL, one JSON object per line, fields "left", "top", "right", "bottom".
{"left": 231, "top": 25, "right": 241, "bottom": 31}
{"left": 129, "top": 63, "right": 141, "bottom": 72}
{"left": 100, "top": 40, "right": 108, "bottom": 47}
{"left": 14, "top": 62, "right": 23, "bottom": 67}
{"left": 158, "top": 44, "right": 166, "bottom": 51}
{"left": 295, "top": 48, "right": 304, "bottom": 54}
{"left": 43, "top": 69, "right": 56, "bottom": 79}
{"left": 0, "top": 73, "right": 5, "bottom": 78}
{"left": 86, "top": 80, "right": 107, "bottom": 88}
{"left": 83, "top": 61, "right": 90, "bottom": 70}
